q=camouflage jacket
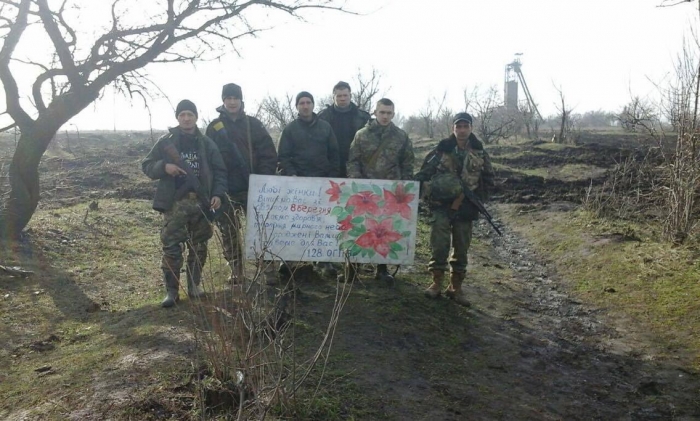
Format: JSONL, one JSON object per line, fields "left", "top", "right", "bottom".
{"left": 205, "top": 104, "right": 278, "bottom": 196}
{"left": 142, "top": 127, "right": 228, "bottom": 213}
{"left": 415, "top": 133, "right": 494, "bottom": 219}
{"left": 318, "top": 103, "right": 371, "bottom": 177}
{"left": 277, "top": 114, "right": 339, "bottom": 177}
{"left": 346, "top": 120, "right": 414, "bottom": 180}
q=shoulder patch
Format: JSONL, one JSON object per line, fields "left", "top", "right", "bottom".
{"left": 213, "top": 121, "right": 225, "bottom": 132}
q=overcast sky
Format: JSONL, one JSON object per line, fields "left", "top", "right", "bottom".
{"left": 1, "top": 0, "right": 696, "bottom": 131}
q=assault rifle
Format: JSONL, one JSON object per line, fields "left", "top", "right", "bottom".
{"left": 418, "top": 150, "right": 502, "bottom": 236}
{"left": 161, "top": 139, "right": 216, "bottom": 221}
{"left": 450, "top": 185, "right": 502, "bottom": 236}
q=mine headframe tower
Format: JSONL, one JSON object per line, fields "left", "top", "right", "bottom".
{"left": 504, "top": 54, "right": 542, "bottom": 121}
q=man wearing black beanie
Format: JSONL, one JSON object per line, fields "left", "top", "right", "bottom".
{"left": 206, "top": 83, "right": 278, "bottom": 285}
{"left": 142, "top": 99, "right": 228, "bottom": 307}
{"left": 277, "top": 91, "right": 340, "bottom": 279}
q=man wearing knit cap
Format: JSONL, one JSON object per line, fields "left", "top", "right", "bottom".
{"left": 277, "top": 91, "right": 340, "bottom": 279}
{"left": 206, "top": 83, "right": 279, "bottom": 285}
{"left": 318, "top": 81, "right": 371, "bottom": 177}
{"left": 142, "top": 99, "right": 228, "bottom": 307}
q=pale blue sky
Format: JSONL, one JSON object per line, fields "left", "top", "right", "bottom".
{"left": 1, "top": 0, "right": 695, "bottom": 131}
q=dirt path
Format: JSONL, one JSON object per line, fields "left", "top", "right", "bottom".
{"left": 294, "top": 210, "right": 700, "bottom": 420}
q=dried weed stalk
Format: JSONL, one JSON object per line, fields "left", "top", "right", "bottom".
{"left": 185, "top": 205, "right": 353, "bottom": 419}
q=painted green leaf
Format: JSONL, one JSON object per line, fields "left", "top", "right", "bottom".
{"left": 352, "top": 181, "right": 359, "bottom": 193}
{"left": 330, "top": 206, "right": 344, "bottom": 217}
{"left": 367, "top": 249, "right": 376, "bottom": 257}
{"left": 403, "top": 182, "right": 414, "bottom": 193}
{"left": 340, "top": 193, "right": 351, "bottom": 204}
{"left": 348, "top": 226, "right": 366, "bottom": 237}
{"left": 401, "top": 231, "right": 411, "bottom": 237}
{"left": 339, "top": 240, "right": 355, "bottom": 250}
{"left": 372, "top": 185, "right": 383, "bottom": 196}
{"left": 351, "top": 216, "right": 365, "bottom": 224}
{"left": 350, "top": 244, "right": 362, "bottom": 256}
{"left": 390, "top": 243, "right": 403, "bottom": 252}
{"left": 393, "top": 219, "right": 403, "bottom": 231}
{"left": 389, "top": 251, "right": 399, "bottom": 260}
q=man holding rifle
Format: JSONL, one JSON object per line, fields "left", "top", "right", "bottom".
{"left": 142, "top": 99, "right": 228, "bottom": 308}
{"left": 415, "top": 112, "right": 495, "bottom": 307}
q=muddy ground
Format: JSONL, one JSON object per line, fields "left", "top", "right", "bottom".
{"left": 1, "top": 131, "right": 699, "bottom": 420}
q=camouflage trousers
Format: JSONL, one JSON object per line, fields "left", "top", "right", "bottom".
{"left": 217, "top": 195, "right": 278, "bottom": 281}
{"left": 161, "top": 194, "right": 213, "bottom": 289}
{"left": 217, "top": 195, "right": 246, "bottom": 264}
{"left": 428, "top": 207, "right": 473, "bottom": 273}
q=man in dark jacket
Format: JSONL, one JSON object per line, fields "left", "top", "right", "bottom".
{"left": 414, "top": 113, "right": 494, "bottom": 307}
{"left": 277, "top": 91, "right": 339, "bottom": 278}
{"left": 206, "top": 83, "right": 278, "bottom": 284}
{"left": 142, "top": 100, "right": 228, "bottom": 308}
{"left": 278, "top": 91, "right": 339, "bottom": 177}
{"left": 318, "top": 81, "right": 371, "bottom": 177}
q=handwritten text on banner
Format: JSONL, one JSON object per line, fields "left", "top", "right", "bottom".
{"left": 245, "top": 175, "right": 419, "bottom": 264}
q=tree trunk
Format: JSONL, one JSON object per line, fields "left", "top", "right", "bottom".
{"left": 0, "top": 123, "right": 60, "bottom": 239}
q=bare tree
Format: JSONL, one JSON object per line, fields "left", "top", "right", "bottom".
{"left": 352, "top": 67, "right": 383, "bottom": 111}
{"left": 466, "top": 85, "right": 517, "bottom": 144}
{"left": 258, "top": 93, "right": 297, "bottom": 134}
{"left": 618, "top": 96, "right": 659, "bottom": 134}
{"left": 553, "top": 84, "right": 576, "bottom": 144}
{"left": 0, "top": 0, "right": 352, "bottom": 239}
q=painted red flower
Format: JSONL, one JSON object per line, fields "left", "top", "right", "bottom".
{"left": 382, "top": 184, "right": 415, "bottom": 220}
{"left": 347, "top": 191, "right": 381, "bottom": 216}
{"left": 325, "top": 180, "right": 345, "bottom": 203}
{"left": 355, "top": 218, "right": 403, "bottom": 258}
{"left": 338, "top": 215, "right": 353, "bottom": 231}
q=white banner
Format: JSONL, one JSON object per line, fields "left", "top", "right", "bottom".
{"left": 245, "top": 175, "right": 419, "bottom": 264}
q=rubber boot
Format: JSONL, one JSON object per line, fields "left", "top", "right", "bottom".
{"left": 445, "top": 271, "right": 470, "bottom": 307}
{"left": 375, "top": 264, "right": 395, "bottom": 285}
{"left": 161, "top": 269, "right": 180, "bottom": 308}
{"left": 187, "top": 262, "right": 205, "bottom": 299}
{"left": 424, "top": 270, "right": 444, "bottom": 298}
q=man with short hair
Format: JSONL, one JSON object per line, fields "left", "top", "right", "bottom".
{"left": 278, "top": 91, "right": 340, "bottom": 278}
{"left": 318, "top": 81, "right": 371, "bottom": 177}
{"left": 346, "top": 98, "right": 414, "bottom": 283}
{"left": 414, "top": 112, "right": 494, "bottom": 306}
{"left": 142, "top": 100, "right": 228, "bottom": 307}
{"left": 206, "top": 83, "right": 278, "bottom": 284}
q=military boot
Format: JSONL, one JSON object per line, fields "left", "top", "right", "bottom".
{"left": 161, "top": 270, "right": 180, "bottom": 308}
{"left": 375, "top": 264, "right": 395, "bottom": 285}
{"left": 445, "top": 271, "right": 470, "bottom": 307}
{"left": 187, "top": 262, "right": 205, "bottom": 299}
{"left": 424, "top": 270, "right": 444, "bottom": 298}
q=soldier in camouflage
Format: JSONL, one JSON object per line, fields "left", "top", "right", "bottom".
{"left": 414, "top": 112, "right": 494, "bottom": 306}
{"left": 346, "top": 98, "right": 415, "bottom": 283}
{"left": 142, "top": 100, "right": 228, "bottom": 308}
